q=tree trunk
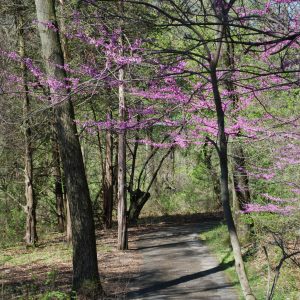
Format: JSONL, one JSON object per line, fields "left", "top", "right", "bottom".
{"left": 130, "top": 146, "right": 173, "bottom": 224}
{"left": 223, "top": 40, "right": 251, "bottom": 211}
{"left": 51, "top": 126, "right": 65, "bottom": 233}
{"left": 147, "top": 128, "right": 159, "bottom": 197}
{"left": 223, "top": 39, "right": 252, "bottom": 238}
{"left": 17, "top": 12, "right": 38, "bottom": 246}
{"left": 57, "top": 0, "right": 70, "bottom": 63}
{"left": 113, "top": 142, "right": 118, "bottom": 206}
{"left": 210, "top": 67, "right": 255, "bottom": 300}
{"left": 117, "top": 0, "right": 128, "bottom": 250}
{"left": 61, "top": 174, "right": 72, "bottom": 244}
{"left": 103, "top": 116, "right": 113, "bottom": 229}
{"left": 34, "top": 0, "right": 101, "bottom": 295}
{"left": 65, "top": 195, "right": 72, "bottom": 244}
{"left": 128, "top": 189, "right": 150, "bottom": 225}
{"left": 117, "top": 64, "right": 128, "bottom": 250}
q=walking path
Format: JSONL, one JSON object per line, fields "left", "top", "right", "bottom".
{"left": 127, "top": 222, "right": 239, "bottom": 300}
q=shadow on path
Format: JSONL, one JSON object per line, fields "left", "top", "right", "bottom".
{"left": 127, "top": 260, "right": 235, "bottom": 298}
{"left": 127, "top": 222, "right": 239, "bottom": 300}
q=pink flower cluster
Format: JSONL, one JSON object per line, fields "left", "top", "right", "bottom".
{"left": 243, "top": 203, "right": 296, "bottom": 215}
{"left": 262, "top": 193, "right": 298, "bottom": 203}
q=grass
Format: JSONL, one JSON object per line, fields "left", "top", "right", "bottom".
{"left": 0, "top": 239, "right": 72, "bottom": 268}
{"left": 199, "top": 222, "right": 300, "bottom": 300}
{"left": 0, "top": 228, "right": 141, "bottom": 299}
{"left": 0, "top": 233, "right": 112, "bottom": 270}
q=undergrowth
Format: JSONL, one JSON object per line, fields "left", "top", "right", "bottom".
{"left": 199, "top": 222, "right": 300, "bottom": 300}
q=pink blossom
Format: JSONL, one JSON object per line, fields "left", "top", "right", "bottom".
{"left": 243, "top": 203, "right": 296, "bottom": 215}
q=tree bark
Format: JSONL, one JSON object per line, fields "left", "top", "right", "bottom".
{"left": 149, "top": 130, "right": 159, "bottom": 197}
{"left": 117, "top": 0, "right": 128, "bottom": 250}
{"left": 57, "top": 0, "right": 70, "bottom": 63}
{"left": 117, "top": 64, "right": 128, "bottom": 250}
{"left": 128, "top": 146, "right": 173, "bottom": 225}
{"left": 17, "top": 11, "right": 38, "bottom": 246}
{"left": 51, "top": 125, "right": 65, "bottom": 233}
{"left": 103, "top": 114, "right": 113, "bottom": 229}
{"left": 223, "top": 37, "right": 252, "bottom": 238}
{"left": 113, "top": 141, "right": 118, "bottom": 206}
{"left": 223, "top": 40, "right": 251, "bottom": 211}
{"left": 34, "top": 0, "right": 101, "bottom": 294}
{"left": 128, "top": 189, "right": 150, "bottom": 225}
{"left": 65, "top": 195, "right": 72, "bottom": 244}
{"left": 210, "top": 67, "right": 255, "bottom": 300}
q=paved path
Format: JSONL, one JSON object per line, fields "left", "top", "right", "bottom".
{"left": 127, "top": 223, "right": 239, "bottom": 300}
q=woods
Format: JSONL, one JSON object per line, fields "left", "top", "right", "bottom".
{"left": 0, "top": 0, "right": 300, "bottom": 299}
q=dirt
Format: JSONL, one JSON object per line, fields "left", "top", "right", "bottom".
{"left": 0, "top": 213, "right": 237, "bottom": 299}
{"left": 0, "top": 228, "right": 142, "bottom": 299}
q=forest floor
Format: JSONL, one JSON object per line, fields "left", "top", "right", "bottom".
{"left": 0, "top": 212, "right": 238, "bottom": 299}
{"left": 0, "top": 227, "right": 142, "bottom": 299}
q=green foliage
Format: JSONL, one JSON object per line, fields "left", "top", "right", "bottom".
{"left": 40, "top": 290, "right": 69, "bottom": 300}
{"left": 45, "top": 269, "right": 58, "bottom": 287}
{"left": 250, "top": 211, "right": 300, "bottom": 242}
{"left": 146, "top": 150, "right": 221, "bottom": 216}
{"left": 0, "top": 205, "right": 26, "bottom": 248}
{"left": 200, "top": 222, "right": 300, "bottom": 300}
{"left": 0, "top": 237, "right": 72, "bottom": 268}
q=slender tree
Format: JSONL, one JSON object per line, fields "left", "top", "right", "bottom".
{"left": 223, "top": 39, "right": 252, "bottom": 236}
{"left": 51, "top": 125, "right": 65, "bottom": 233}
{"left": 16, "top": 9, "right": 38, "bottom": 246}
{"left": 117, "top": 38, "right": 128, "bottom": 250}
{"left": 126, "top": 1, "right": 256, "bottom": 298}
{"left": 103, "top": 112, "right": 114, "bottom": 229}
{"left": 117, "top": 0, "right": 128, "bottom": 250}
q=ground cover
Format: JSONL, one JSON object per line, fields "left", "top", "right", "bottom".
{"left": 199, "top": 223, "right": 300, "bottom": 300}
{"left": 0, "top": 228, "right": 142, "bottom": 299}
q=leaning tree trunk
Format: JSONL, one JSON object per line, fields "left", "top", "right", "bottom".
{"left": 17, "top": 12, "right": 38, "bottom": 246}
{"left": 34, "top": 0, "right": 101, "bottom": 295}
{"left": 223, "top": 39, "right": 252, "bottom": 238}
{"left": 223, "top": 39, "right": 251, "bottom": 211}
{"left": 210, "top": 67, "right": 255, "bottom": 300}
